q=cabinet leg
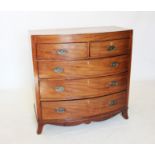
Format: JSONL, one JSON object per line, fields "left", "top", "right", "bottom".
{"left": 122, "top": 109, "right": 128, "bottom": 119}
{"left": 37, "top": 123, "right": 44, "bottom": 134}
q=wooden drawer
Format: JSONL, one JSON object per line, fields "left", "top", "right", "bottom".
{"left": 90, "top": 39, "right": 129, "bottom": 58}
{"left": 40, "top": 73, "right": 127, "bottom": 100}
{"left": 37, "top": 43, "right": 88, "bottom": 60}
{"left": 42, "top": 91, "right": 127, "bottom": 120}
{"left": 38, "top": 55, "right": 129, "bottom": 79}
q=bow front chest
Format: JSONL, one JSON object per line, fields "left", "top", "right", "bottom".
{"left": 31, "top": 26, "right": 133, "bottom": 134}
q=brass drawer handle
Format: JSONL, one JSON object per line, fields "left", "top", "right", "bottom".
{"left": 53, "top": 67, "right": 64, "bottom": 73}
{"left": 107, "top": 45, "right": 116, "bottom": 51}
{"left": 109, "top": 100, "right": 117, "bottom": 106}
{"left": 110, "top": 81, "right": 118, "bottom": 86}
{"left": 56, "top": 49, "right": 67, "bottom": 55}
{"left": 55, "top": 107, "right": 66, "bottom": 113}
{"left": 55, "top": 86, "right": 64, "bottom": 92}
{"left": 111, "top": 62, "right": 119, "bottom": 67}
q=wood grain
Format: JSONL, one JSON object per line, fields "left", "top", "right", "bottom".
{"left": 31, "top": 36, "right": 42, "bottom": 122}
{"left": 42, "top": 107, "right": 127, "bottom": 126}
{"left": 34, "top": 31, "right": 131, "bottom": 43}
{"left": 90, "top": 39, "right": 129, "bottom": 58}
{"left": 42, "top": 91, "right": 127, "bottom": 120}
{"left": 37, "top": 43, "right": 88, "bottom": 60}
{"left": 40, "top": 73, "right": 128, "bottom": 100}
{"left": 38, "top": 55, "right": 129, "bottom": 79}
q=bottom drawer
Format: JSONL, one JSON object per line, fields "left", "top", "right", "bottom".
{"left": 42, "top": 91, "right": 127, "bottom": 120}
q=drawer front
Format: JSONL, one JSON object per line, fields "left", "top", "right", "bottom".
{"left": 40, "top": 73, "right": 127, "bottom": 100}
{"left": 38, "top": 55, "right": 129, "bottom": 79}
{"left": 37, "top": 43, "right": 88, "bottom": 60}
{"left": 42, "top": 91, "right": 127, "bottom": 120}
{"left": 90, "top": 39, "right": 129, "bottom": 58}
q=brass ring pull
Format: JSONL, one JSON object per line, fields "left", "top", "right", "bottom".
{"left": 55, "top": 86, "right": 64, "bottom": 92}
{"left": 110, "top": 81, "right": 118, "bottom": 86}
{"left": 111, "top": 62, "right": 119, "bottom": 67}
{"left": 55, "top": 107, "right": 66, "bottom": 113}
{"left": 109, "top": 100, "right": 117, "bottom": 106}
{"left": 56, "top": 49, "right": 67, "bottom": 55}
{"left": 53, "top": 67, "right": 64, "bottom": 73}
{"left": 107, "top": 45, "right": 116, "bottom": 51}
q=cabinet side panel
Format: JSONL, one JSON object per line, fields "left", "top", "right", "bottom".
{"left": 31, "top": 36, "right": 42, "bottom": 122}
{"left": 126, "top": 30, "right": 133, "bottom": 107}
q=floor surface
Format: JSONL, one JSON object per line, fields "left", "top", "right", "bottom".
{"left": 0, "top": 81, "right": 155, "bottom": 143}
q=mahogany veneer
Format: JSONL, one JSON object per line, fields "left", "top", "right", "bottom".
{"left": 31, "top": 26, "right": 133, "bottom": 134}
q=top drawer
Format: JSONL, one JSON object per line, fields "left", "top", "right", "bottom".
{"left": 36, "top": 43, "right": 88, "bottom": 60}
{"left": 90, "top": 39, "right": 129, "bottom": 58}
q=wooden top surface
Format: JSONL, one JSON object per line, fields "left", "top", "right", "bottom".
{"left": 30, "top": 26, "right": 131, "bottom": 35}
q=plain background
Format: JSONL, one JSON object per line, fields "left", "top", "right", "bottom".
{"left": 0, "top": 11, "right": 155, "bottom": 143}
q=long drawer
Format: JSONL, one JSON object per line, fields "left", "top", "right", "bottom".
{"left": 38, "top": 55, "right": 129, "bottom": 79}
{"left": 40, "top": 73, "right": 127, "bottom": 100}
{"left": 42, "top": 91, "right": 127, "bottom": 120}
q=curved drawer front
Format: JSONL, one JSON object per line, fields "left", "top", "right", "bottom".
{"left": 40, "top": 73, "right": 127, "bottom": 100}
{"left": 38, "top": 55, "right": 129, "bottom": 79}
{"left": 37, "top": 43, "right": 88, "bottom": 60}
{"left": 42, "top": 91, "right": 127, "bottom": 120}
{"left": 90, "top": 39, "right": 129, "bottom": 58}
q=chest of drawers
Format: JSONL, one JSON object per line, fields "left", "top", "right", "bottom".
{"left": 31, "top": 26, "right": 133, "bottom": 134}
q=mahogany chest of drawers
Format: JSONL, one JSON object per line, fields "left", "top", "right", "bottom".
{"left": 31, "top": 26, "right": 133, "bottom": 134}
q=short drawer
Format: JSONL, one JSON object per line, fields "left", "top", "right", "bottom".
{"left": 90, "top": 39, "right": 129, "bottom": 58}
{"left": 38, "top": 55, "right": 129, "bottom": 79}
{"left": 42, "top": 91, "right": 127, "bottom": 120}
{"left": 37, "top": 43, "right": 88, "bottom": 60}
{"left": 40, "top": 73, "right": 127, "bottom": 100}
